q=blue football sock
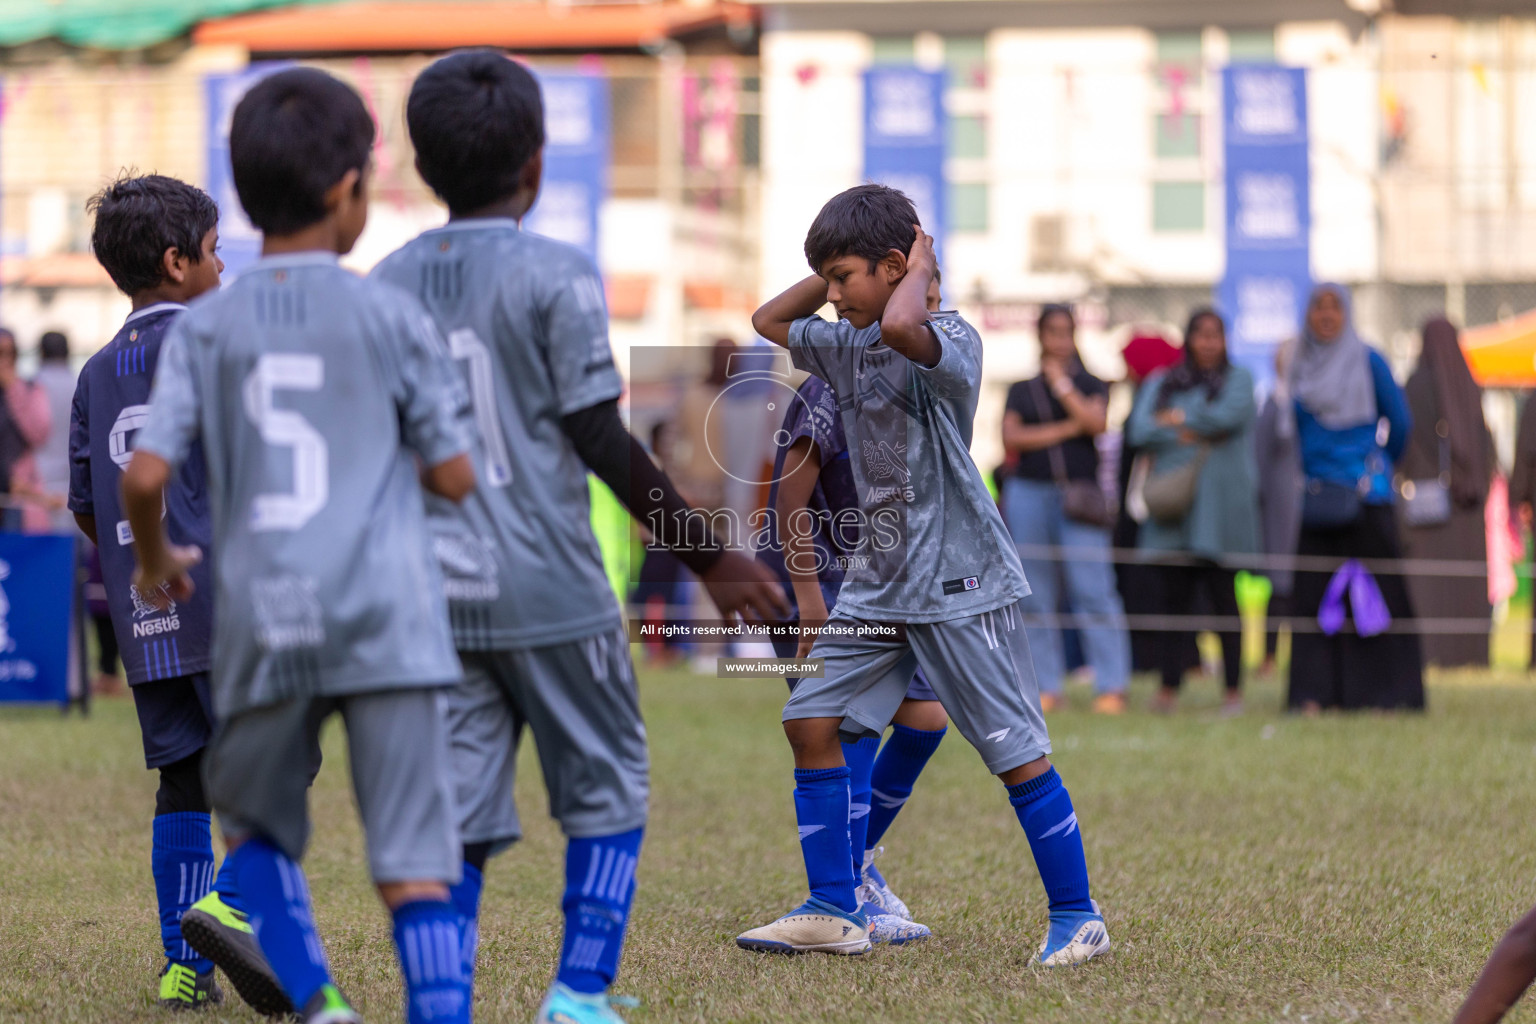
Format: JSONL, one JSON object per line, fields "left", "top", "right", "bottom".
{"left": 448, "top": 863, "right": 483, "bottom": 982}
{"left": 793, "top": 766, "right": 857, "bottom": 914}
{"left": 229, "top": 838, "right": 332, "bottom": 1009}
{"left": 212, "top": 852, "right": 244, "bottom": 914}
{"left": 1008, "top": 768, "right": 1094, "bottom": 915}
{"left": 151, "top": 812, "right": 216, "bottom": 972}
{"left": 393, "top": 899, "right": 470, "bottom": 1024}
{"left": 557, "top": 827, "right": 644, "bottom": 995}
{"left": 842, "top": 736, "right": 879, "bottom": 891}
{"left": 866, "top": 724, "right": 945, "bottom": 851}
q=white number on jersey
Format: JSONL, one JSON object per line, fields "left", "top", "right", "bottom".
{"left": 242, "top": 354, "right": 329, "bottom": 532}
{"left": 447, "top": 327, "right": 512, "bottom": 487}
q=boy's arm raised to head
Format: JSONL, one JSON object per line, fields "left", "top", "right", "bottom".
{"left": 879, "top": 226, "right": 940, "bottom": 368}
{"left": 752, "top": 275, "right": 830, "bottom": 348}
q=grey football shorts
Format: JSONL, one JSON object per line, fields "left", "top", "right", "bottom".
{"left": 205, "top": 687, "right": 460, "bottom": 885}
{"left": 783, "top": 600, "right": 1049, "bottom": 774}
{"left": 449, "top": 624, "right": 649, "bottom": 853}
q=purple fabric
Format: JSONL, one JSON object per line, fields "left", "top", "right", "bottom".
{"left": 1318, "top": 559, "right": 1392, "bottom": 638}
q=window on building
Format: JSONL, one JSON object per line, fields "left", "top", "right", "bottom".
{"left": 871, "top": 36, "right": 916, "bottom": 65}
{"left": 1155, "top": 112, "right": 1201, "bottom": 158}
{"left": 1227, "top": 28, "right": 1277, "bottom": 64}
{"left": 948, "top": 115, "right": 987, "bottom": 160}
{"left": 1153, "top": 181, "right": 1205, "bottom": 232}
{"left": 948, "top": 182, "right": 989, "bottom": 233}
{"left": 944, "top": 35, "right": 987, "bottom": 89}
{"left": 1155, "top": 30, "right": 1203, "bottom": 87}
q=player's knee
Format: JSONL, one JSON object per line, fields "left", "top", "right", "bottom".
{"left": 894, "top": 699, "right": 948, "bottom": 732}
{"left": 783, "top": 717, "right": 842, "bottom": 765}
{"left": 155, "top": 749, "right": 210, "bottom": 816}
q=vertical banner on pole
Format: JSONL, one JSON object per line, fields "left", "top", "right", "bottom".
{"left": 0, "top": 534, "right": 74, "bottom": 706}
{"left": 524, "top": 71, "right": 610, "bottom": 263}
{"left": 205, "top": 65, "right": 285, "bottom": 277}
{"left": 1217, "top": 65, "right": 1311, "bottom": 390}
{"left": 863, "top": 67, "right": 945, "bottom": 252}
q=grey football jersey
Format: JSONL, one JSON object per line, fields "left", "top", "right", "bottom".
{"left": 135, "top": 252, "right": 471, "bottom": 715}
{"left": 371, "top": 220, "right": 624, "bottom": 649}
{"left": 788, "top": 312, "right": 1029, "bottom": 623}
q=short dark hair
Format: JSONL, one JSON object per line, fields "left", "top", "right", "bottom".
{"left": 230, "top": 67, "right": 375, "bottom": 236}
{"left": 86, "top": 174, "right": 218, "bottom": 296}
{"left": 804, "top": 184, "right": 919, "bottom": 273}
{"left": 40, "top": 331, "right": 69, "bottom": 362}
{"left": 407, "top": 50, "right": 545, "bottom": 215}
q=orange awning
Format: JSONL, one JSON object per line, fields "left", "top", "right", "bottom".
{"left": 194, "top": 0, "right": 756, "bottom": 52}
{"left": 1463, "top": 309, "right": 1536, "bottom": 388}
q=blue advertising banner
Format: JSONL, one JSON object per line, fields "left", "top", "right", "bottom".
{"left": 205, "top": 65, "right": 285, "bottom": 277}
{"left": 0, "top": 533, "right": 75, "bottom": 705}
{"left": 1217, "top": 65, "right": 1311, "bottom": 388}
{"left": 863, "top": 67, "right": 945, "bottom": 251}
{"left": 524, "top": 71, "right": 610, "bottom": 263}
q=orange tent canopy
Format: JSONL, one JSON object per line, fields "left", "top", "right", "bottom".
{"left": 194, "top": 0, "right": 755, "bottom": 52}
{"left": 1462, "top": 308, "right": 1536, "bottom": 388}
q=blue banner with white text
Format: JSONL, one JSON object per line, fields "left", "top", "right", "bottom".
{"left": 1218, "top": 65, "right": 1311, "bottom": 390}
{"left": 205, "top": 65, "right": 286, "bottom": 277}
{"left": 524, "top": 71, "right": 610, "bottom": 263}
{"left": 863, "top": 67, "right": 945, "bottom": 254}
{"left": 0, "top": 533, "right": 74, "bottom": 705}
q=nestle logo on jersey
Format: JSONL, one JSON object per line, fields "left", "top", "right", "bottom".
{"left": 133, "top": 615, "right": 181, "bottom": 638}
{"left": 942, "top": 576, "right": 980, "bottom": 595}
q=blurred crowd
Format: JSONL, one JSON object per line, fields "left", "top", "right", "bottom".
{"left": 999, "top": 283, "right": 1519, "bottom": 716}
{"left": 9, "top": 281, "right": 1529, "bottom": 710}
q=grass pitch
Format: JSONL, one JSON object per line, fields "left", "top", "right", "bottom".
{"left": 4, "top": 667, "right": 1536, "bottom": 1023}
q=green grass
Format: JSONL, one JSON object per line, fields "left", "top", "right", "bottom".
{"left": 5, "top": 669, "right": 1536, "bottom": 1023}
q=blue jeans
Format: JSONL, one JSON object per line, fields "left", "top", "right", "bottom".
{"left": 1003, "top": 476, "right": 1130, "bottom": 695}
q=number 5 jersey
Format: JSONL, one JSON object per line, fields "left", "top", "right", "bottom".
{"left": 133, "top": 253, "right": 473, "bottom": 714}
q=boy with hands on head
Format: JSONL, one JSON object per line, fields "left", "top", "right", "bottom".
{"left": 739, "top": 185, "right": 1108, "bottom": 966}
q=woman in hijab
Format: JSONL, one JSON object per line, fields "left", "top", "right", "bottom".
{"left": 1128, "top": 309, "right": 1259, "bottom": 714}
{"left": 1398, "top": 317, "right": 1494, "bottom": 667}
{"left": 1284, "top": 284, "right": 1424, "bottom": 712}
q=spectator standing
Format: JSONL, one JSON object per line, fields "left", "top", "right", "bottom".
{"left": 1127, "top": 309, "right": 1258, "bottom": 714}
{"left": 33, "top": 331, "right": 76, "bottom": 534}
{"left": 1002, "top": 303, "right": 1130, "bottom": 714}
{"left": 1284, "top": 284, "right": 1424, "bottom": 712}
{"left": 1398, "top": 317, "right": 1494, "bottom": 668}
{"left": 0, "top": 328, "right": 52, "bottom": 532}
{"left": 1510, "top": 391, "right": 1536, "bottom": 668}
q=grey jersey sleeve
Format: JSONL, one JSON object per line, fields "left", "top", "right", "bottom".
{"left": 787, "top": 315, "right": 861, "bottom": 391}
{"left": 134, "top": 319, "right": 202, "bottom": 470}
{"left": 393, "top": 300, "right": 474, "bottom": 468}
{"left": 913, "top": 316, "right": 982, "bottom": 399}
{"left": 539, "top": 258, "right": 624, "bottom": 415}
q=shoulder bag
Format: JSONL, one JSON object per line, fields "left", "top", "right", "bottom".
{"left": 1399, "top": 421, "right": 1452, "bottom": 528}
{"left": 1141, "top": 442, "right": 1210, "bottom": 524}
{"left": 1029, "top": 378, "right": 1114, "bottom": 528}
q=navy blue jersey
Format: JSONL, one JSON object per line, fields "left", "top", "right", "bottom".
{"left": 68, "top": 304, "right": 214, "bottom": 685}
{"left": 759, "top": 375, "right": 861, "bottom": 619}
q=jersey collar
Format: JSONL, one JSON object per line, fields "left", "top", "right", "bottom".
{"left": 241, "top": 251, "right": 343, "bottom": 276}
{"left": 426, "top": 218, "right": 523, "bottom": 234}
{"left": 124, "top": 302, "right": 188, "bottom": 324}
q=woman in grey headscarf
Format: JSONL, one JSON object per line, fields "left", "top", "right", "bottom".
{"left": 1284, "top": 284, "right": 1424, "bottom": 712}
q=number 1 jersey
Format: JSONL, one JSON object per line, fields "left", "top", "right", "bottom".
{"left": 134, "top": 253, "right": 473, "bottom": 715}
{"left": 371, "top": 220, "right": 625, "bottom": 650}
